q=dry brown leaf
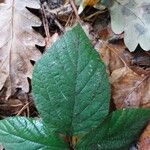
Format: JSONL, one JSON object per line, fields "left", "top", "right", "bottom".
{"left": 110, "top": 67, "right": 150, "bottom": 108}
{"left": 99, "top": 43, "right": 150, "bottom": 108}
{"left": 99, "top": 32, "right": 150, "bottom": 149}
{"left": 0, "top": 0, "right": 45, "bottom": 99}
{"left": 100, "top": 42, "right": 150, "bottom": 75}
{"left": 138, "top": 122, "right": 150, "bottom": 150}
{"left": 99, "top": 42, "right": 132, "bottom": 75}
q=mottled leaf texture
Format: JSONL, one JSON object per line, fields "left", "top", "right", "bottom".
{"left": 0, "top": 0, "right": 44, "bottom": 99}
{"left": 32, "top": 24, "right": 110, "bottom": 135}
{"left": 0, "top": 117, "right": 67, "bottom": 150}
{"left": 76, "top": 109, "right": 150, "bottom": 150}
{"left": 102, "top": 0, "right": 150, "bottom": 51}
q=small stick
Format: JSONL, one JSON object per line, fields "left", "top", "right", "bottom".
{"left": 84, "top": 10, "right": 106, "bottom": 20}
{"left": 65, "top": 12, "right": 74, "bottom": 26}
{"left": 41, "top": 2, "right": 51, "bottom": 47}
{"left": 54, "top": 19, "right": 65, "bottom": 32}
{"left": 17, "top": 102, "right": 30, "bottom": 116}
{"left": 42, "top": 2, "right": 65, "bottom": 33}
{"left": 69, "top": 0, "right": 81, "bottom": 21}
{"left": 43, "top": 3, "right": 72, "bottom": 16}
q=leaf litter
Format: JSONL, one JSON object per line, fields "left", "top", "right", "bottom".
{"left": 0, "top": 0, "right": 45, "bottom": 100}
{"left": 0, "top": 0, "right": 149, "bottom": 149}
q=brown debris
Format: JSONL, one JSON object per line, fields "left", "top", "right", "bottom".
{"left": 138, "top": 122, "right": 150, "bottom": 150}
{"left": 0, "top": 0, "right": 45, "bottom": 100}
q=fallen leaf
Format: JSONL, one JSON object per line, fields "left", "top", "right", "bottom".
{"left": 99, "top": 42, "right": 132, "bottom": 75}
{"left": 102, "top": 0, "right": 150, "bottom": 51}
{"left": 99, "top": 42, "right": 150, "bottom": 108}
{"left": 138, "top": 122, "right": 150, "bottom": 150}
{"left": 110, "top": 67, "right": 150, "bottom": 108}
{"left": 0, "top": 0, "right": 45, "bottom": 100}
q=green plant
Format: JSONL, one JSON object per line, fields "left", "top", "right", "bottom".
{"left": 0, "top": 24, "right": 149, "bottom": 150}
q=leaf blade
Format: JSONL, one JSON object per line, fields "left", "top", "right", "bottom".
{"left": 0, "top": 117, "right": 67, "bottom": 150}
{"left": 32, "top": 24, "right": 110, "bottom": 135}
{"left": 77, "top": 108, "right": 150, "bottom": 150}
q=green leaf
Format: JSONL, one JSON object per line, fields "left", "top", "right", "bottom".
{"left": 106, "top": 0, "right": 150, "bottom": 51}
{"left": 76, "top": 108, "right": 150, "bottom": 150}
{"left": 0, "top": 117, "right": 67, "bottom": 150}
{"left": 32, "top": 24, "right": 110, "bottom": 135}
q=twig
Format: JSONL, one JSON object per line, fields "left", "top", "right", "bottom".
{"left": 69, "top": 0, "right": 81, "bottom": 21}
{"left": 42, "top": 2, "right": 65, "bottom": 33}
{"left": 17, "top": 102, "right": 30, "bottom": 116}
{"left": 65, "top": 12, "right": 74, "bottom": 26}
{"left": 41, "top": 2, "right": 51, "bottom": 48}
{"left": 43, "top": 3, "right": 72, "bottom": 16}
{"left": 84, "top": 10, "right": 106, "bottom": 20}
{"left": 54, "top": 19, "right": 65, "bottom": 32}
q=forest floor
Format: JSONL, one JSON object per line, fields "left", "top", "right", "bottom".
{"left": 0, "top": 0, "right": 149, "bottom": 149}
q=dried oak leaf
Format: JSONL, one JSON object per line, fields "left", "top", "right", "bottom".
{"left": 0, "top": 0, "right": 45, "bottom": 99}
{"left": 104, "top": 0, "right": 150, "bottom": 51}
{"left": 138, "top": 122, "right": 150, "bottom": 150}
{"left": 110, "top": 67, "right": 150, "bottom": 108}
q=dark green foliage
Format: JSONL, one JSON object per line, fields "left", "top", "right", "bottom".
{"left": 32, "top": 24, "right": 110, "bottom": 135}
{"left": 77, "top": 109, "right": 150, "bottom": 150}
{"left": 0, "top": 117, "right": 67, "bottom": 150}
{"left": 0, "top": 24, "right": 149, "bottom": 150}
